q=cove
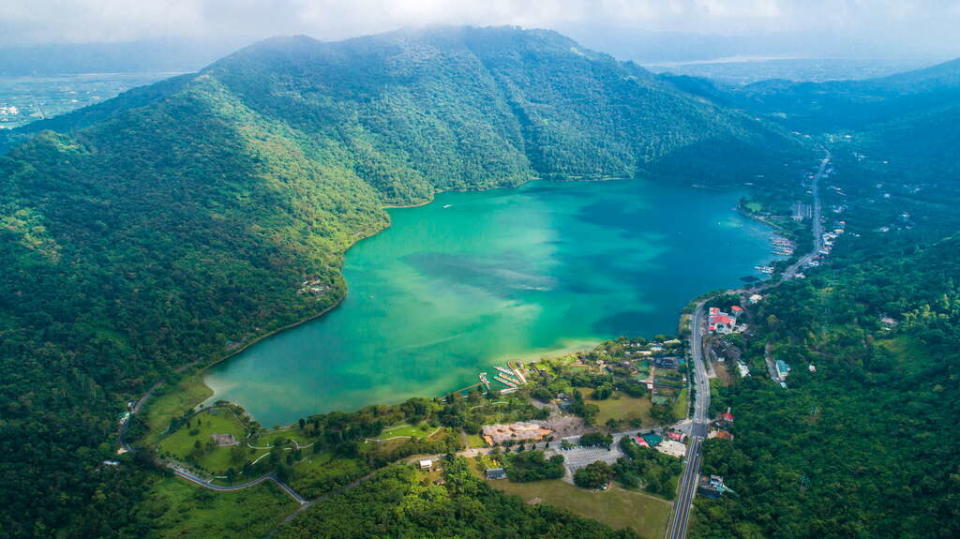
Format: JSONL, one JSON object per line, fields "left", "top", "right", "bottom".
{"left": 205, "top": 179, "right": 780, "bottom": 427}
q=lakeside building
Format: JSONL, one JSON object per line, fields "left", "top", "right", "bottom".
{"left": 708, "top": 305, "right": 744, "bottom": 334}
{"left": 481, "top": 422, "right": 552, "bottom": 446}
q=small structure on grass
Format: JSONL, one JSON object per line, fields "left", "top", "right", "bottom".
{"left": 485, "top": 467, "right": 507, "bottom": 480}
{"left": 211, "top": 433, "right": 239, "bottom": 447}
{"left": 419, "top": 459, "right": 433, "bottom": 471}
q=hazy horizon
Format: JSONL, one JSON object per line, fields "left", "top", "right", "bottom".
{"left": 2, "top": 1, "right": 959, "bottom": 63}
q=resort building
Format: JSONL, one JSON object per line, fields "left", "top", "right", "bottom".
{"left": 481, "top": 422, "right": 552, "bottom": 446}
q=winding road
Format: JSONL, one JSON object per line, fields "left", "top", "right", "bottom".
{"left": 665, "top": 150, "right": 829, "bottom": 538}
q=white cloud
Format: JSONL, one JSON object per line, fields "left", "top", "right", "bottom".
{"left": 0, "top": 0, "right": 958, "bottom": 57}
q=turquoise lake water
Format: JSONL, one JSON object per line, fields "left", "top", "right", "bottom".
{"left": 205, "top": 179, "right": 779, "bottom": 426}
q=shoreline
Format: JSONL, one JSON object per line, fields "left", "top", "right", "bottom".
{"left": 146, "top": 174, "right": 777, "bottom": 428}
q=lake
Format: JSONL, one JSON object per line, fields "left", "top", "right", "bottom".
{"left": 205, "top": 179, "right": 780, "bottom": 427}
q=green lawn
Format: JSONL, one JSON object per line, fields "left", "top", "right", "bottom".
{"left": 672, "top": 388, "right": 689, "bottom": 419}
{"left": 142, "top": 374, "right": 213, "bottom": 445}
{"left": 488, "top": 479, "right": 671, "bottom": 538}
{"left": 587, "top": 391, "right": 655, "bottom": 427}
{"left": 381, "top": 423, "right": 435, "bottom": 439}
{"left": 139, "top": 476, "right": 297, "bottom": 538}
{"left": 254, "top": 428, "right": 312, "bottom": 448}
{"left": 158, "top": 407, "right": 248, "bottom": 475}
{"left": 466, "top": 433, "right": 486, "bottom": 448}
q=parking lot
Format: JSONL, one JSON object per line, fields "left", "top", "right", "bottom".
{"left": 545, "top": 430, "right": 650, "bottom": 482}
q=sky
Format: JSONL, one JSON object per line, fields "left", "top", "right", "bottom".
{"left": 2, "top": 0, "right": 960, "bottom": 59}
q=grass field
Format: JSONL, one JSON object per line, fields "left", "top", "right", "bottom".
{"left": 140, "top": 476, "right": 297, "bottom": 538}
{"left": 142, "top": 375, "right": 213, "bottom": 445}
{"left": 488, "top": 478, "right": 671, "bottom": 537}
{"left": 158, "top": 407, "right": 248, "bottom": 474}
{"left": 254, "top": 428, "right": 311, "bottom": 448}
{"left": 381, "top": 423, "right": 436, "bottom": 439}
{"left": 672, "top": 388, "right": 689, "bottom": 419}
{"left": 466, "top": 433, "right": 486, "bottom": 448}
{"left": 713, "top": 361, "right": 733, "bottom": 387}
{"left": 585, "top": 390, "right": 655, "bottom": 427}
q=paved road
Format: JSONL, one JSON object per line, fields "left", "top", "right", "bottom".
{"left": 116, "top": 375, "right": 311, "bottom": 506}
{"left": 170, "top": 464, "right": 308, "bottom": 504}
{"left": 666, "top": 302, "right": 710, "bottom": 539}
{"left": 782, "top": 150, "right": 830, "bottom": 280}
{"left": 665, "top": 150, "right": 829, "bottom": 538}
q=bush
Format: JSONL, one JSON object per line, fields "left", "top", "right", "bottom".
{"left": 504, "top": 450, "right": 565, "bottom": 482}
{"left": 579, "top": 432, "right": 614, "bottom": 448}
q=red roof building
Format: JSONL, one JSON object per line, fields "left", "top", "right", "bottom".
{"left": 712, "top": 315, "right": 735, "bottom": 326}
{"left": 633, "top": 436, "right": 649, "bottom": 448}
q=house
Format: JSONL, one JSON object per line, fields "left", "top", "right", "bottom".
{"left": 718, "top": 407, "right": 735, "bottom": 423}
{"left": 736, "top": 361, "right": 750, "bottom": 378}
{"left": 419, "top": 459, "right": 433, "bottom": 471}
{"left": 775, "top": 360, "right": 791, "bottom": 380}
{"left": 633, "top": 436, "right": 649, "bottom": 448}
{"left": 653, "top": 356, "right": 679, "bottom": 369}
{"left": 641, "top": 433, "right": 663, "bottom": 448}
{"left": 485, "top": 467, "right": 506, "bottom": 480}
{"left": 709, "top": 430, "right": 735, "bottom": 440}
{"left": 666, "top": 431, "right": 685, "bottom": 442}
{"left": 730, "top": 305, "right": 744, "bottom": 316}
{"left": 710, "top": 314, "right": 736, "bottom": 334}
{"left": 697, "top": 475, "right": 732, "bottom": 498}
{"left": 749, "top": 294, "right": 764, "bottom": 304}
{"left": 708, "top": 307, "right": 739, "bottom": 334}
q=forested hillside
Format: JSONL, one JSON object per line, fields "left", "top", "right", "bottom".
{"left": 695, "top": 231, "right": 960, "bottom": 537}
{"left": 278, "top": 457, "right": 638, "bottom": 538}
{"left": 0, "top": 26, "right": 803, "bottom": 536}
{"left": 690, "top": 130, "right": 960, "bottom": 536}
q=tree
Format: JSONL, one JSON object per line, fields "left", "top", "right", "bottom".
{"left": 574, "top": 461, "right": 614, "bottom": 489}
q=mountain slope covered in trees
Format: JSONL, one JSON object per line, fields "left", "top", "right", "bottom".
{"left": 0, "top": 26, "right": 804, "bottom": 536}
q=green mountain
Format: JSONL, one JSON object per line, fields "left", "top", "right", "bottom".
{"left": 0, "top": 26, "right": 803, "bottom": 536}
{"left": 718, "top": 56, "right": 960, "bottom": 132}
